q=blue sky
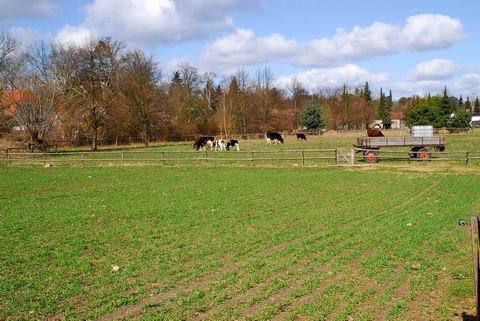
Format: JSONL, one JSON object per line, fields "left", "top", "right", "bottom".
{"left": 1, "top": 0, "right": 479, "bottom": 98}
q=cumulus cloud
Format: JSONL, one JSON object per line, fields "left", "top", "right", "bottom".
{"left": 53, "top": 25, "right": 94, "bottom": 46}
{"left": 394, "top": 61, "right": 480, "bottom": 97}
{"left": 203, "top": 29, "right": 299, "bottom": 65}
{"left": 8, "top": 26, "right": 39, "bottom": 49}
{"left": 409, "top": 59, "right": 458, "bottom": 80}
{"left": 401, "top": 14, "right": 465, "bottom": 50}
{"left": 0, "top": 0, "right": 59, "bottom": 24}
{"left": 275, "top": 64, "right": 389, "bottom": 91}
{"left": 394, "top": 80, "right": 446, "bottom": 97}
{"left": 203, "top": 14, "right": 465, "bottom": 67}
{"left": 53, "top": 0, "right": 260, "bottom": 46}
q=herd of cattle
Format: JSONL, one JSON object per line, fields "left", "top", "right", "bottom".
{"left": 193, "top": 132, "right": 307, "bottom": 151}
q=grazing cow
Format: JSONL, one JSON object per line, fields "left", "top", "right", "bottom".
{"left": 367, "top": 129, "right": 384, "bottom": 137}
{"left": 193, "top": 135, "right": 215, "bottom": 151}
{"left": 296, "top": 133, "right": 307, "bottom": 141}
{"left": 214, "top": 139, "right": 226, "bottom": 151}
{"left": 226, "top": 139, "right": 240, "bottom": 151}
{"left": 265, "top": 132, "right": 284, "bottom": 144}
{"left": 205, "top": 140, "right": 215, "bottom": 150}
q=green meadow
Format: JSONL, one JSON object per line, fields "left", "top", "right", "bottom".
{"left": 1, "top": 165, "right": 478, "bottom": 320}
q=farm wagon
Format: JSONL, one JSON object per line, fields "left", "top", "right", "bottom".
{"left": 355, "top": 136, "right": 446, "bottom": 163}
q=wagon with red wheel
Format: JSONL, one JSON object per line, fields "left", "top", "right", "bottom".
{"left": 355, "top": 135, "right": 446, "bottom": 163}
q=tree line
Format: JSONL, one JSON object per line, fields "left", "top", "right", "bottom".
{"left": 0, "top": 33, "right": 477, "bottom": 150}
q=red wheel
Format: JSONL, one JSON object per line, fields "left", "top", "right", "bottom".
{"left": 364, "top": 150, "right": 378, "bottom": 163}
{"left": 418, "top": 149, "right": 431, "bottom": 160}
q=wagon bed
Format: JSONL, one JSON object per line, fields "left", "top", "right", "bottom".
{"left": 356, "top": 136, "right": 445, "bottom": 148}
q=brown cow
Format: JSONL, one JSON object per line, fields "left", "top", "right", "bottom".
{"left": 367, "top": 129, "right": 384, "bottom": 137}
{"left": 296, "top": 133, "right": 307, "bottom": 140}
{"left": 193, "top": 136, "right": 215, "bottom": 150}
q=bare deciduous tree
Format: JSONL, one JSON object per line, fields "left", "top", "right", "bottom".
{"left": 288, "top": 77, "right": 309, "bottom": 130}
{"left": 11, "top": 43, "right": 58, "bottom": 146}
{"left": 0, "top": 32, "right": 18, "bottom": 74}
{"left": 67, "top": 38, "right": 124, "bottom": 150}
{"left": 120, "top": 50, "right": 161, "bottom": 145}
{"left": 0, "top": 32, "right": 20, "bottom": 132}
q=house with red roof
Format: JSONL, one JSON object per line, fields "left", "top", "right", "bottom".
{"left": 390, "top": 111, "right": 405, "bottom": 129}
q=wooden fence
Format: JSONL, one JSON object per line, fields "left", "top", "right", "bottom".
{"left": 2, "top": 148, "right": 480, "bottom": 167}
{"left": 0, "top": 149, "right": 337, "bottom": 167}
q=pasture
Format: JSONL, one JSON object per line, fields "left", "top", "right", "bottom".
{"left": 54, "top": 129, "right": 480, "bottom": 152}
{"left": 1, "top": 165, "right": 479, "bottom": 320}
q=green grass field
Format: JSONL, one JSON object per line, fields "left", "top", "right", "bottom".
{"left": 1, "top": 165, "right": 479, "bottom": 320}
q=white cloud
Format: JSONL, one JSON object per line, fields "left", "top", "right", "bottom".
{"left": 452, "top": 73, "right": 480, "bottom": 94}
{"left": 394, "top": 61, "right": 480, "bottom": 97}
{"left": 394, "top": 80, "right": 446, "bottom": 97}
{"left": 54, "top": 0, "right": 260, "bottom": 46}
{"left": 275, "top": 64, "right": 389, "bottom": 91}
{"left": 203, "top": 29, "right": 299, "bottom": 65}
{"left": 203, "top": 14, "right": 465, "bottom": 68}
{"left": 401, "top": 14, "right": 465, "bottom": 51}
{"left": 0, "top": 0, "right": 59, "bottom": 24}
{"left": 54, "top": 25, "right": 94, "bottom": 46}
{"left": 409, "top": 59, "right": 459, "bottom": 80}
{"left": 8, "top": 26, "right": 39, "bottom": 49}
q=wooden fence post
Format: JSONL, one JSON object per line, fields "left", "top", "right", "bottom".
{"left": 121, "top": 152, "right": 124, "bottom": 166}
{"left": 6, "top": 149, "right": 10, "bottom": 166}
{"left": 350, "top": 148, "right": 355, "bottom": 165}
{"left": 162, "top": 151, "right": 166, "bottom": 166}
{"left": 471, "top": 215, "right": 480, "bottom": 320}
{"left": 251, "top": 151, "right": 255, "bottom": 167}
{"left": 205, "top": 150, "right": 208, "bottom": 164}
{"left": 301, "top": 150, "right": 305, "bottom": 166}
{"left": 81, "top": 153, "right": 85, "bottom": 167}
{"left": 466, "top": 151, "right": 469, "bottom": 165}
{"left": 335, "top": 149, "right": 340, "bottom": 164}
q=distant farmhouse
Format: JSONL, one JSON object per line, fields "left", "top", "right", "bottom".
{"left": 390, "top": 111, "right": 405, "bottom": 129}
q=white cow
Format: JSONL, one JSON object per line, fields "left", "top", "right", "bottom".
{"left": 214, "top": 139, "right": 226, "bottom": 151}
{"left": 204, "top": 140, "right": 215, "bottom": 151}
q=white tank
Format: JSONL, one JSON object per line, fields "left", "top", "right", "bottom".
{"left": 411, "top": 125, "right": 434, "bottom": 137}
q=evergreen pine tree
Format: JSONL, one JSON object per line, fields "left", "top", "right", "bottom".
{"left": 474, "top": 97, "right": 480, "bottom": 113}
{"left": 465, "top": 97, "right": 472, "bottom": 114}
{"left": 171, "top": 71, "right": 182, "bottom": 85}
{"left": 378, "top": 87, "right": 391, "bottom": 127}
{"left": 458, "top": 95, "right": 464, "bottom": 111}
{"left": 361, "top": 82, "right": 372, "bottom": 101}
{"left": 300, "top": 100, "right": 325, "bottom": 130}
{"left": 439, "top": 86, "right": 451, "bottom": 127}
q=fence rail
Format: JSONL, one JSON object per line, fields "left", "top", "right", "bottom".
{"left": 2, "top": 148, "right": 480, "bottom": 167}
{"left": 0, "top": 149, "right": 337, "bottom": 167}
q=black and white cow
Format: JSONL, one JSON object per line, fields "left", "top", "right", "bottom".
{"left": 193, "top": 136, "right": 215, "bottom": 151}
{"left": 214, "top": 139, "right": 226, "bottom": 151}
{"left": 226, "top": 139, "right": 240, "bottom": 151}
{"left": 265, "top": 132, "right": 284, "bottom": 144}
